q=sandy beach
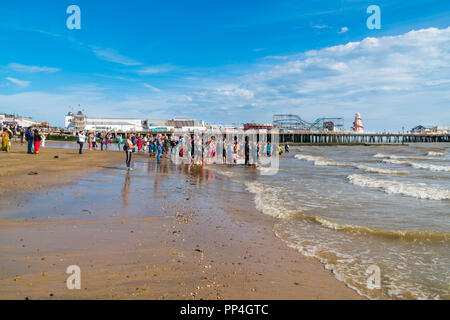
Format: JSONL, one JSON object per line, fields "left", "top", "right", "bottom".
{"left": 0, "top": 145, "right": 362, "bottom": 300}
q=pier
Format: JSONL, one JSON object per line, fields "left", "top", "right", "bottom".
{"left": 279, "top": 132, "right": 450, "bottom": 144}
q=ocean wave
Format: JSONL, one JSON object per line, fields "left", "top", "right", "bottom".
{"left": 347, "top": 174, "right": 450, "bottom": 200}
{"left": 356, "top": 164, "right": 409, "bottom": 175}
{"left": 245, "top": 182, "right": 298, "bottom": 219}
{"left": 374, "top": 153, "right": 426, "bottom": 160}
{"left": 295, "top": 154, "right": 408, "bottom": 175}
{"left": 427, "top": 151, "right": 445, "bottom": 157}
{"left": 302, "top": 214, "right": 450, "bottom": 241}
{"left": 382, "top": 159, "right": 450, "bottom": 172}
{"left": 294, "top": 154, "right": 348, "bottom": 167}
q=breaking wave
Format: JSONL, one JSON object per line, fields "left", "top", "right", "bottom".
{"left": 294, "top": 154, "right": 348, "bottom": 167}
{"left": 347, "top": 174, "right": 450, "bottom": 200}
{"left": 382, "top": 159, "right": 450, "bottom": 172}
{"left": 295, "top": 154, "right": 408, "bottom": 175}
{"left": 356, "top": 164, "right": 409, "bottom": 175}
{"left": 427, "top": 151, "right": 445, "bottom": 157}
{"left": 303, "top": 215, "right": 450, "bottom": 241}
{"left": 245, "top": 182, "right": 298, "bottom": 219}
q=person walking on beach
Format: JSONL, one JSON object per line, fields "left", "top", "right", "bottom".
{"left": 25, "top": 126, "right": 34, "bottom": 154}
{"left": 33, "top": 129, "right": 42, "bottom": 154}
{"left": 77, "top": 131, "right": 86, "bottom": 154}
{"left": 124, "top": 134, "right": 136, "bottom": 171}
{"left": 157, "top": 140, "right": 163, "bottom": 164}
{"left": 266, "top": 142, "right": 271, "bottom": 157}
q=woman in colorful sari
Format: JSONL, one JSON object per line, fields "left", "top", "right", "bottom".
{"left": 1, "top": 129, "right": 10, "bottom": 152}
{"left": 33, "top": 129, "right": 42, "bottom": 154}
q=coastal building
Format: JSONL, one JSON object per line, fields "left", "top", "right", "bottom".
{"left": 0, "top": 113, "right": 38, "bottom": 128}
{"left": 65, "top": 111, "right": 144, "bottom": 132}
{"left": 436, "top": 126, "right": 450, "bottom": 134}
{"left": 168, "top": 118, "right": 205, "bottom": 131}
{"left": 244, "top": 123, "right": 273, "bottom": 130}
{"left": 65, "top": 112, "right": 205, "bottom": 132}
{"left": 411, "top": 125, "right": 450, "bottom": 134}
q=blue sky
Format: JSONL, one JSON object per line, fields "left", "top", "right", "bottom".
{"left": 0, "top": 0, "right": 449, "bottom": 131}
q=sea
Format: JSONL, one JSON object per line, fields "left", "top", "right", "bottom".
{"left": 214, "top": 143, "right": 450, "bottom": 300}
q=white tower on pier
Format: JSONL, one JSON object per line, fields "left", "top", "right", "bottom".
{"left": 352, "top": 113, "right": 364, "bottom": 132}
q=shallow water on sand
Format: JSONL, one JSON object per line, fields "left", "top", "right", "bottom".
{"left": 0, "top": 158, "right": 225, "bottom": 222}
{"left": 214, "top": 143, "right": 450, "bottom": 300}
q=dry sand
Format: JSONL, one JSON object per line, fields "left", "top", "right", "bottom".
{"left": 0, "top": 145, "right": 363, "bottom": 300}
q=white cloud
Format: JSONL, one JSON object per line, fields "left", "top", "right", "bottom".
{"left": 184, "top": 27, "right": 450, "bottom": 129}
{"left": 137, "top": 65, "right": 175, "bottom": 75}
{"left": 338, "top": 27, "right": 349, "bottom": 34}
{"left": 8, "top": 63, "right": 60, "bottom": 73}
{"left": 1, "top": 27, "right": 449, "bottom": 130}
{"left": 6, "top": 77, "right": 31, "bottom": 87}
{"left": 91, "top": 47, "right": 142, "bottom": 66}
{"left": 143, "top": 83, "right": 161, "bottom": 92}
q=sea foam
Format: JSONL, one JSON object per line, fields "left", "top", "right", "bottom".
{"left": 382, "top": 159, "right": 450, "bottom": 172}
{"left": 347, "top": 174, "right": 450, "bottom": 200}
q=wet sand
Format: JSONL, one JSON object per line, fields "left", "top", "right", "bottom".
{"left": 0, "top": 146, "right": 363, "bottom": 300}
{"left": 0, "top": 144, "right": 124, "bottom": 207}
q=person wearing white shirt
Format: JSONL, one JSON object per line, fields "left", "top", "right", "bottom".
{"left": 77, "top": 131, "right": 86, "bottom": 154}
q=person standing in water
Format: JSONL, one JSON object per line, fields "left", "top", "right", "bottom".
{"left": 125, "top": 134, "right": 136, "bottom": 171}
{"left": 118, "top": 134, "right": 123, "bottom": 151}
{"left": 157, "top": 140, "right": 163, "bottom": 164}
{"left": 99, "top": 133, "right": 105, "bottom": 151}
{"left": 244, "top": 137, "right": 250, "bottom": 166}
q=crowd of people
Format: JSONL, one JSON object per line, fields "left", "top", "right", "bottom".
{"left": 1, "top": 125, "right": 46, "bottom": 154}
{"left": 76, "top": 131, "right": 290, "bottom": 171}
{"left": 2, "top": 127, "right": 290, "bottom": 168}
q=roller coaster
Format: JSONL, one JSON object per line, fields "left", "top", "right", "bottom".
{"left": 273, "top": 114, "right": 344, "bottom": 131}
